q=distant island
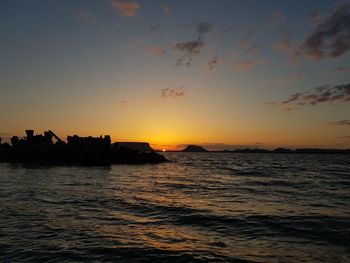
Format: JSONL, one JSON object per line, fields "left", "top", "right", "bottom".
{"left": 0, "top": 130, "right": 167, "bottom": 165}
{"left": 173, "top": 145, "right": 349, "bottom": 154}
{"left": 181, "top": 145, "right": 208, "bottom": 152}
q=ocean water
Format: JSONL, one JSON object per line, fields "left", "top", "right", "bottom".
{"left": 0, "top": 153, "right": 349, "bottom": 262}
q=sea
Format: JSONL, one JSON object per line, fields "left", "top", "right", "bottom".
{"left": 0, "top": 153, "right": 349, "bottom": 262}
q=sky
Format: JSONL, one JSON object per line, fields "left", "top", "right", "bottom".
{"left": 0, "top": 0, "right": 349, "bottom": 150}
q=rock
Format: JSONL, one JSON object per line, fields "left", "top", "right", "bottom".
{"left": 181, "top": 145, "right": 208, "bottom": 152}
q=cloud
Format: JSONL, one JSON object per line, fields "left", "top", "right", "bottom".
{"left": 273, "top": 33, "right": 300, "bottom": 64}
{"left": 233, "top": 60, "right": 255, "bottom": 70}
{"left": 172, "top": 22, "right": 212, "bottom": 67}
{"left": 196, "top": 22, "right": 212, "bottom": 35}
{"left": 271, "top": 10, "right": 287, "bottom": 25}
{"left": 147, "top": 45, "right": 166, "bottom": 55}
{"left": 160, "top": 88, "right": 185, "bottom": 98}
{"left": 328, "top": 120, "right": 350, "bottom": 126}
{"left": 273, "top": 34, "right": 293, "bottom": 53}
{"left": 246, "top": 44, "right": 259, "bottom": 54}
{"left": 111, "top": 0, "right": 140, "bottom": 17}
{"left": 233, "top": 59, "right": 266, "bottom": 71}
{"left": 120, "top": 100, "right": 128, "bottom": 105}
{"left": 204, "top": 57, "right": 224, "bottom": 72}
{"left": 149, "top": 24, "right": 160, "bottom": 32}
{"left": 174, "top": 37, "right": 205, "bottom": 66}
{"left": 266, "top": 83, "right": 350, "bottom": 108}
{"left": 330, "top": 66, "right": 350, "bottom": 74}
{"left": 163, "top": 5, "right": 171, "bottom": 16}
{"left": 308, "top": 10, "right": 322, "bottom": 23}
{"left": 301, "top": 3, "right": 350, "bottom": 60}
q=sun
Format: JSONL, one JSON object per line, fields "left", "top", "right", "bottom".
{"left": 162, "top": 149, "right": 166, "bottom": 152}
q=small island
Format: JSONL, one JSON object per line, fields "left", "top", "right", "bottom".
{"left": 181, "top": 145, "right": 208, "bottom": 152}
{"left": 0, "top": 130, "right": 167, "bottom": 165}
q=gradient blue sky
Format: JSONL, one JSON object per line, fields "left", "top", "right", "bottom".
{"left": 0, "top": 0, "right": 349, "bottom": 150}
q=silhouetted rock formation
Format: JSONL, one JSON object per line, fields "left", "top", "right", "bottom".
{"left": 182, "top": 145, "right": 208, "bottom": 152}
{"left": 0, "top": 130, "right": 167, "bottom": 165}
{"left": 116, "top": 142, "right": 154, "bottom": 152}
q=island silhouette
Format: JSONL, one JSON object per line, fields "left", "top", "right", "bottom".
{"left": 181, "top": 145, "right": 208, "bottom": 152}
{"left": 0, "top": 130, "right": 166, "bottom": 165}
{"left": 177, "top": 145, "right": 349, "bottom": 154}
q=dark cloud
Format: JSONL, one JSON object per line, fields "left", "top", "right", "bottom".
{"left": 172, "top": 22, "right": 213, "bottom": 67}
{"left": 246, "top": 44, "right": 259, "bottom": 54}
{"left": 204, "top": 57, "right": 224, "bottom": 72}
{"left": 267, "top": 83, "right": 350, "bottom": 108}
{"left": 301, "top": 3, "right": 350, "bottom": 60}
{"left": 174, "top": 37, "right": 205, "bottom": 66}
{"left": 160, "top": 88, "right": 185, "bottom": 98}
{"left": 149, "top": 24, "right": 160, "bottom": 32}
{"left": 328, "top": 120, "right": 350, "bottom": 126}
{"left": 196, "top": 22, "right": 212, "bottom": 35}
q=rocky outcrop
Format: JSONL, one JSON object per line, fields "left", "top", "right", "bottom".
{"left": 115, "top": 142, "right": 154, "bottom": 152}
{"left": 181, "top": 145, "right": 208, "bottom": 152}
{"left": 0, "top": 130, "right": 167, "bottom": 165}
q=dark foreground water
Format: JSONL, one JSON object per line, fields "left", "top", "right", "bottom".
{"left": 0, "top": 153, "right": 349, "bottom": 262}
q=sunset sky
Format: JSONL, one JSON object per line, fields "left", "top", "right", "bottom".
{"left": 0, "top": 0, "right": 349, "bottom": 150}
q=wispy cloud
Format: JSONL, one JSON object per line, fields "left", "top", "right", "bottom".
{"left": 308, "top": 10, "right": 322, "bottom": 23}
{"left": 266, "top": 83, "right": 350, "bottom": 108}
{"left": 204, "top": 57, "right": 224, "bottom": 73}
{"left": 196, "top": 22, "right": 212, "bottom": 35}
{"left": 163, "top": 5, "right": 171, "bottom": 16}
{"left": 301, "top": 3, "right": 350, "bottom": 60}
{"left": 328, "top": 120, "right": 350, "bottom": 126}
{"left": 233, "top": 59, "right": 265, "bottom": 71}
{"left": 149, "top": 24, "right": 160, "bottom": 32}
{"left": 273, "top": 33, "right": 300, "bottom": 64}
{"left": 174, "top": 37, "right": 205, "bottom": 66}
{"left": 330, "top": 66, "right": 350, "bottom": 74}
{"left": 233, "top": 60, "right": 256, "bottom": 70}
{"left": 173, "top": 22, "right": 213, "bottom": 67}
{"left": 160, "top": 88, "right": 185, "bottom": 99}
{"left": 271, "top": 10, "right": 287, "bottom": 25}
{"left": 111, "top": 0, "right": 140, "bottom": 17}
{"left": 147, "top": 45, "right": 166, "bottom": 55}
{"left": 246, "top": 44, "right": 259, "bottom": 54}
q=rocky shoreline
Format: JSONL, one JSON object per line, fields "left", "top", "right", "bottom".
{"left": 0, "top": 130, "right": 167, "bottom": 165}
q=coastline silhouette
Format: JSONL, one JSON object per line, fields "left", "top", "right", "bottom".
{"left": 178, "top": 145, "right": 350, "bottom": 154}
{"left": 0, "top": 130, "right": 167, "bottom": 165}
